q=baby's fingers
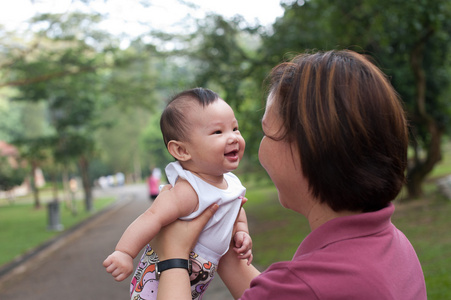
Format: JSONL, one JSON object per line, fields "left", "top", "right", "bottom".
{"left": 114, "top": 271, "right": 129, "bottom": 282}
{"left": 239, "top": 196, "right": 248, "bottom": 207}
{"left": 244, "top": 252, "right": 253, "bottom": 265}
{"left": 237, "top": 249, "right": 253, "bottom": 265}
{"left": 104, "top": 262, "right": 117, "bottom": 275}
{"left": 102, "top": 257, "right": 112, "bottom": 268}
{"left": 233, "top": 244, "right": 245, "bottom": 255}
{"left": 236, "top": 237, "right": 251, "bottom": 251}
{"left": 233, "top": 238, "right": 247, "bottom": 253}
{"left": 247, "top": 253, "right": 253, "bottom": 265}
{"left": 234, "top": 236, "right": 244, "bottom": 249}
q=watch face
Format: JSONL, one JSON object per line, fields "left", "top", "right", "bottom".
{"left": 155, "top": 263, "right": 161, "bottom": 280}
{"left": 188, "top": 259, "right": 192, "bottom": 275}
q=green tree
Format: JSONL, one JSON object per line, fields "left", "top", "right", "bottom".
{"left": 6, "top": 12, "right": 117, "bottom": 211}
{"left": 5, "top": 101, "right": 55, "bottom": 209}
{"left": 176, "top": 14, "right": 267, "bottom": 167}
{"left": 94, "top": 40, "right": 164, "bottom": 180}
{"left": 0, "top": 93, "right": 23, "bottom": 142}
{"left": 14, "top": 137, "right": 54, "bottom": 209}
{"left": 262, "top": 0, "right": 451, "bottom": 198}
{"left": 1, "top": 11, "right": 175, "bottom": 194}
{"left": 0, "top": 156, "right": 26, "bottom": 200}
{"left": 95, "top": 105, "right": 151, "bottom": 181}
{"left": 140, "top": 112, "right": 173, "bottom": 174}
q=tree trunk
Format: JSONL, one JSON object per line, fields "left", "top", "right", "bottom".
{"left": 406, "top": 120, "right": 443, "bottom": 198}
{"left": 79, "top": 156, "right": 93, "bottom": 212}
{"left": 62, "top": 165, "right": 70, "bottom": 203}
{"left": 31, "top": 162, "right": 41, "bottom": 209}
{"left": 406, "top": 28, "right": 442, "bottom": 198}
{"left": 134, "top": 149, "right": 142, "bottom": 183}
{"left": 51, "top": 171, "right": 59, "bottom": 201}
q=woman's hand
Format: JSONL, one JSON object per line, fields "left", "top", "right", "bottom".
{"left": 151, "top": 184, "right": 219, "bottom": 261}
{"left": 151, "top": 184, "right": 219, "bottom": 300}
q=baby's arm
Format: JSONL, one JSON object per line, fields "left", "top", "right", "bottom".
{"left": 103, "top": 180, "right": 198, "bottom": 281}
{"left": 233, "top": 207, "right": 253, "bottom": 265}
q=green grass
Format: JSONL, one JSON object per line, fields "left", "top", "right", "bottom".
{"left": 244, "top": 186, "right": 311, "bottom": 266}
{"left": 1, "top": 143, "right": 450, "bottom": 298}
{"left": 0, "top": 197, "right": 115, "bottom": 267}
{"left": 392, "top": 197, "right": 451, "bottom": 299}
{"left": 244, "top": 183, "right": 451, "bottom": 300}
{"left": 427, "top": 142, "right": 451, "bottom": 179}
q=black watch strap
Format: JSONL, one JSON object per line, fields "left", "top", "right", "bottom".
{"left": 155, "top": 259, "right": 191, "bottom": 280}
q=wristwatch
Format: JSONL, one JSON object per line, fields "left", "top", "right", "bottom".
{"left": 155, "top": 259, "right": 192, "bottom": 280}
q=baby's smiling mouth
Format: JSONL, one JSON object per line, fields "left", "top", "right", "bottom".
{"left": 225, "top": 150, "right": 238, "bottom": 157}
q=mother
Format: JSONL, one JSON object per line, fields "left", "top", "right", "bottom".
{"left": 152, "top": 50, "right": 427, "bottom": 299}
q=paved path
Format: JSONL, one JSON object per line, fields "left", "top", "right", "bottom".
{"left": 0, "top": 184, "right": 231, "bottom": 299}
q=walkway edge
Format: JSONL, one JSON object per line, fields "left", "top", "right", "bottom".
{"left": 0, "top": 195, "right": 134, "bottom": 288}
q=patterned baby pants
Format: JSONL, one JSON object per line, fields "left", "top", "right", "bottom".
{"left": 130, "top": 244, "right": 217, "bottom": 300}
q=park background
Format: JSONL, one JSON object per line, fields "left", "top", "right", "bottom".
{"left": 0, "top": 0, "right": 450, "bottom": 299}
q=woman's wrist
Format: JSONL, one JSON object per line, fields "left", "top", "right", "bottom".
{"left": 157, "top": 254, "right": 190, "bottom": 261}
{"left": 156, "top": 268, "right": 192, "bottom": 300}
{"left": 156, "top": 258, "right": 191, "bottom": 280}
{"left": 153, "top": 245, "right": 190, "bottom": 262}
{"left": 153, "top": 246, "right": 190, "bottom": 262}
{"left": 159, "top": 267, "right": 190, "bottom": 278}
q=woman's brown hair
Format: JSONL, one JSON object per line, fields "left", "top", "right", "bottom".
{"left": 268, "top": 50, "right": 408, "bottom": 212}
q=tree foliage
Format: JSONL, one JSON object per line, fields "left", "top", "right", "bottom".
{"left": 0, "top": 156, "right": 26, "bottom": 192}
{"left": 1, "top": 10, "right": 182, "bottom": 204}
{"left": 179, "top": 14, "right": 268, "bottom": 168}
{"left": 1, "top": 1, "right": 450, "bottom": 202}
{"left": 261, "top": 0, "right": 451, "bottom": 198}
{"left": 3, "top": 12, "right": 118, "bottom": 211}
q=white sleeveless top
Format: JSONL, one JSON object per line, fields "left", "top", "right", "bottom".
{"left": 165, "top": 161, "right": 246, "bottom": 265}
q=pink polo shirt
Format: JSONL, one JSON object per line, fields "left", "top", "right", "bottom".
{"left": 240, "top": 204, "right": 427, "bottom": 299}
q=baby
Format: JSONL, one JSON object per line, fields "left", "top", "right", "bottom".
{"left": 103, "top": 87, "right": 252, "bottom": 300}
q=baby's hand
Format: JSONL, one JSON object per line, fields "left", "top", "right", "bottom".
{"left": 103, "top": 250, "right": 134, "bottom": 282}
{"left": 233, "top": 231, "right": 253, "bottom": 265}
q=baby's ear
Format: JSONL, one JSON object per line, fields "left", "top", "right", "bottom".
{"left": 167, "top": 140, "right": 191, "bottom": 161}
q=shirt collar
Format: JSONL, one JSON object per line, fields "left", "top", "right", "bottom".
{"left": 295, "top": 203, "right": 395, "bottom": 257}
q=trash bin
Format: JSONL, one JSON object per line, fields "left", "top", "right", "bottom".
{"left": 47, "top": 201, "right": 64, "bottom": 231}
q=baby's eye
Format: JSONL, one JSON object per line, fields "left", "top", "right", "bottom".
{"left": 233, "top": 127, "right": 239, "bottom": 131}
{"left": 213, "top": 130, "right": 222, "bottom": 134}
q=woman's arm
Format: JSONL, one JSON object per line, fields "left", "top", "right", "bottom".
{"left": 153, "top": 204, "right": 219, "bottom": 300}
{"left": 151, "top": 199, "right": 260, "bottom": 299}
{"left": 157, "top": 268, "right": 192, "bottom": 300}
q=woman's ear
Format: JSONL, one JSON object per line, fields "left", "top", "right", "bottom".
{"left": 167, "top": 140, "right": 191, "bottom": 161}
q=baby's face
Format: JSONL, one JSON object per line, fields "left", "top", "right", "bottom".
{"left": 183, "top": 99, "right": 245, "bottom": 177}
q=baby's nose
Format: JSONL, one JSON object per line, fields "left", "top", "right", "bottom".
{"left": 228, "top": 133, "right": 238, "bottom": 144}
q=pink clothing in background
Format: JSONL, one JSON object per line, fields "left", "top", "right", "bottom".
{"left": 148, "top": 168, "right": 161, "bottom": 199}
{"left": 148, "top": 176, "right": 160, "bottom": 197}
{"left": 240, "top": 203, "right": 427, "bottom": 300}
